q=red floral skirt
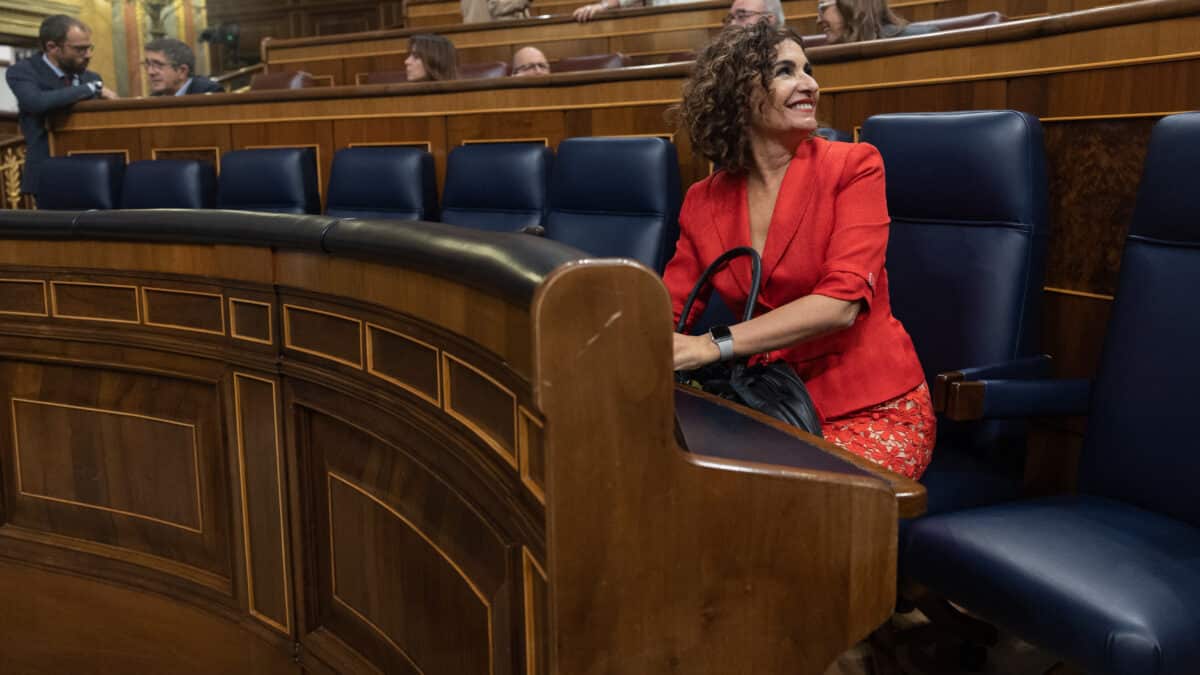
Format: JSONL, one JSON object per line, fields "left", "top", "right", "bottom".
{"left": 821, "top": 382, "right": 935, "bottom": 479}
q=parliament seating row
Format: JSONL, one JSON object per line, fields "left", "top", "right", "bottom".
{"left": 902, "top": 111, "right": 1200, "bottom": 675}
{"left": 38, "top": 137, "right": 682, "bottom": 272}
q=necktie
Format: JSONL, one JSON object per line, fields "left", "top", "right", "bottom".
{"left": 60, "top": 74, "right": 73, "bottom": 87}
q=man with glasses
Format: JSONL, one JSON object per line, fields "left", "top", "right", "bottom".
{"left": 6, "top": 15, "right": 118, "bottom": 196}
{"left": 726, "top": 0, "right": 785, "bottom": 26}
{"left": 511, "top": 46, "right": 551, "bottom": 77}
{"left": 143, "top": 38, "right": 224, "bottom": 96}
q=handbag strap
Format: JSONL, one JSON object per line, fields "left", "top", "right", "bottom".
{"left": 675, "top": 246, "right": 762, "bottom": 333}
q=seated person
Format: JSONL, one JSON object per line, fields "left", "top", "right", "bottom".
{"left": 143, "top": 38, "right": 223, "bottom": 96}
{"left": 816, "top": 0, "right": 937, "bottom": 42}
{"left": 573, "top": 0, "right": 701, "bottom": 23}
{"left": 668, "top": 23, "right": 934, "bottom": 479}
{"left": 726, "top": 0, "right": 785, "bottom": 27}
{"left": 461, "top": 0, "right": 530, "bottom": 23}
{"left": 512, "top": 46, "right": 551, "bottom": 76}
{"left": 405, "top": 34, "right": 459, "bottom": 82}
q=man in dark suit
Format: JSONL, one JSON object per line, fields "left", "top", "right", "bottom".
{"left": 6, "top": 14, "right": 118, "bottom": 195}
{"left": 143, "top": 38, "right": 225, "bottom": 97}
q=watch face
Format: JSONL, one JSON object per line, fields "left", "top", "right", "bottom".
{"left": 710, "top": 325, "right": 732, "bottom": 341}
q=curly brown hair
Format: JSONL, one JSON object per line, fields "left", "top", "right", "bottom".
{"left": 677, "top": 23, "right": 808, "bottom": 175}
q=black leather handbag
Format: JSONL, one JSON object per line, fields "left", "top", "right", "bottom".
{"left": 675, "top": 246, "right": 824, "bottom": 437}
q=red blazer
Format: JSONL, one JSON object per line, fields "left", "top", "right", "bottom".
{"left": 663, "top": 137, "right": 925, "bottom": 420}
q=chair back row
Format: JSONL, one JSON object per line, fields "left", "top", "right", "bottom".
{"left": 38, "top": 138, "right": 681, "bottom": 272}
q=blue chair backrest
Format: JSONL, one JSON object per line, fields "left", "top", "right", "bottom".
{"left": 862, "top": 111, "right": 1049, "bottom": 382}
{"left": 218, "top": 147, "right": 320, "bottom": 214}
{"left": 325, "top": 146, "right": 438, "bottom": 220}
{"left": 36, "top": 155, "right": 125, "bottom": 210}
{"left": 440, "top": 143, "right": 551, "bottom": 232}
{"left": 120, "top": 159, "right": 216, "bottom": 209}
{"left": 1079, "top": 112, "right": 1200, "bottom": 527}
{"left": 545, "top": 137, "right": 681, "bottom": 272}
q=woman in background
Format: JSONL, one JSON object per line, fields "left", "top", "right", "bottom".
{"left": 667, "top": 23, "right": 934, "bottom": 479}
{"left": 816, "top": 0, "right": 937, "bottom": 42}
{"left": 405, "top": 34, "right": 459, "bottom": 82}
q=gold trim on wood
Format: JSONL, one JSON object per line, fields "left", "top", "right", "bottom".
{"left": 1038, "top": 111, "right": 1192, "bottom": 123}
{"left": 281, "top": 303, "right": 364, "bottom": 369}
{"left": 347, "top": 140, "right": 434, "bottom": 152}
{"left": 49, "top": 280, "right": 142, "bottom": 324}
{"left": 65, "top": 148, "right": 131, "bottom": 164}
{"left": 310, "top": 74, "right": 336, "bottom": 87}
{"left": 232, "top": 373, "right": 293, "bottom": 636}
{"left": 522, "top": 547, "right": 547, "bottom": 675}
{"left": 441, "top": 352, "right": 519, "bottom": 469}
{"left": 0, "top": 278, "right": 48, "bottom": 317}
{"left": 518, "top": 407, "right": 545, "bottom": 505}
{"left": 365, "top": 322, "right": 442, "bottom": 407}
{"left": 461, "top": 137, "right": 549, "bottom": 146}
{"left": 327, "top": 471, "right": 495, "bottom": 675}
{"left": 1044, "top": 286, "right": 1115, "bottom": 301}
{"left": 140, "top": 286, "right": 227, "bottom": 336}
{"left": 229, "top": 297, "right": 275, "bottom": 345}
{"left": 10, "top": 397, "right": 203, "bottom": 533}
{"left": 150, "top": 146, "right": 222, "bottom": 174}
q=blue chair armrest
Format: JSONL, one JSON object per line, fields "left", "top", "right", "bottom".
{"left": 932, "top": 355, "right": 1053, "bottom": 411}
{"left": 944, "top": 377, "right": 1091, "bottom": 421}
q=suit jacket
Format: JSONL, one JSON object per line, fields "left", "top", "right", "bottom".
{"left": 662, "top": 137, "right": 925, "bottom": 420}
{"left": 184, "top": 75, "right": 224, "bottom": 94}
{"left": 6, "top": 54, "right": 102, "bottom": 193}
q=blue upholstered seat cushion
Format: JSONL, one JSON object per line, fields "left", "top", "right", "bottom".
{"left": 905, "top": 495, "right": 1200, "bottom": 675}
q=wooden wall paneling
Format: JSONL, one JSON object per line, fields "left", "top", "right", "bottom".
{"left": 0, "top": 560, "right": 299, "bottom": 675}
{"left": 1041, "top": 116, "right": 1156, "bottom": 295}
{"left": 0, "top": 356, "right": 234, "bottom": 594}
{"left": 52, "top": 127, "right": 142, "bottom": 163}
{"left": 1006, "top": 60, "right": 1200, "bottom": 118}
{"left": 460, "top": 43, "right": 525, "bottom": 65}
{"left": 826, "top": 79, "right": 1009, "bottom": 131}
{"left": 446, "top": 111, "right": 568, "bottom": 151}
{"left": 608, "top": 27, "right": 715, "bottom": 58}
{"left": 232, "top": 372, "right": 293, "bottom": 635}
{"left": 232, "top": 120, "right": 336, "bottom": 205}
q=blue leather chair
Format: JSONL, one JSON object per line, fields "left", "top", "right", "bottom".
{"left": 218, "top": 147, "right": 320, "bottom": 214}
{"left": 120, "top": 159, "right": 216, "bottom": 209}
{"left": 440, "top": 143, "right": 551, "bottom": 232}
{"left": 545, "top": 137, "right": 681, "bottom": 272}
{"left": 325, "top": 146, "right": 437, "bottom": 220}
{"left": 36, "top": 155, "right": 125, "bottom": 210}
{"left": 903, "top": 112, "right": 1200, "bottom": 675}
{"left": 862, "top": 111, "right": 1050, "bottom": 519}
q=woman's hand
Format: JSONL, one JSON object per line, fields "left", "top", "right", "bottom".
{"left": 572, "top": 2, "right": 606, "bottom": 21}
{"left": 673, "top": 332, "right": 721, "bottom": 371}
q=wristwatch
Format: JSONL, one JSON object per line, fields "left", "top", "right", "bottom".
{"left": 709, "top": 325, "right": 734, "bottom": 362}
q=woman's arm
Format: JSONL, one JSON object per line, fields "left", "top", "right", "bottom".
{"left": 674, "top": 294, "right": 859, "bottom": 370}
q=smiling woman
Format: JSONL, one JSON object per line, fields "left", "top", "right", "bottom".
{"left": 669, "top": 23, "right": 934, "bottom": 480}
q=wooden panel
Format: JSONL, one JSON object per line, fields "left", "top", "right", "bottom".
{"left": 12, "top": 399, "right": 202, "bottom": 532}
{"left": 0, "top": 561, "right": 298, "bottom": 675}
{"left": 143, "top": 125, "right": 231, "bottom": 166}
{"left": 328, "top": 473, "right": 492, "bottom": 674}
{"left": 366, "top": 323, "right": 441, "bottom": 406}
{"left": 231, "top": 298, "right": 274, "bottom": 345}
{"left": 283, "top": 304, "right": 364, "bottom": 369}
{"left": 1043, "top": 117, "right": 1156, "bottom": 295}
{"left": 142, "top": 287, "right": 225, "bottom": 335}
{"left": 0, "top": 279, "right": 47, "bottom": 316}
{"left": 332, "top": 116, "right": 448, "bottom": 189}
{"left": 521, "top": 548, "right": 547, "bottom": 675}
{"left": 0, "top": 361, "right": 232, "bottom": 585}
{"left": 234, "top": 373, "right": 291, "bottom": 635}
{"left": 50, "top": 281, "right": 139, "bottom": 323}
{"left": 443, "top": 352, "right": 518, "bottom": 468}
{"left": 518, "top": 408, "right": 545, "bottom": 503}
{"left": 231, "top": 121, "right": 335, "bottom": 202}
{"left": 446, "top": 111, "right": 567, "bottom": 148}
{"left": 52, "top": 127, "right": 141, "bottom": 161}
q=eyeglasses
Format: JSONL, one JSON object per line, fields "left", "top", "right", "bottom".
{"left": 513, "top": 62, "right": 551, "bottom": 74}
{"left": 724, "top": 9, "right": 774, "bottom": 24}
{"left": 141, "top": 59, "right": 178, "bottom": 71}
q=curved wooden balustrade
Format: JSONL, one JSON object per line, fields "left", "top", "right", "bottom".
{"left": 0, "top": 210, "right": 917, "bottom": 674}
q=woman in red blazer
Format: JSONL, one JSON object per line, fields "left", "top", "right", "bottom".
{"left": 666, "top": 23, "right": 933, "bottom": 478}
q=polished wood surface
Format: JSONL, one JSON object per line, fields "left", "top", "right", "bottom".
{"left": 208, "top": 0, "right": 404, "bottom": 64}
{"left": 0, "top": 225, "right": 916, "bottom": 673}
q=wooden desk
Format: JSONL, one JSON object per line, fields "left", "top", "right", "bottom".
{"left": 0, "top": 211, "right": 915, "bottom": 674}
